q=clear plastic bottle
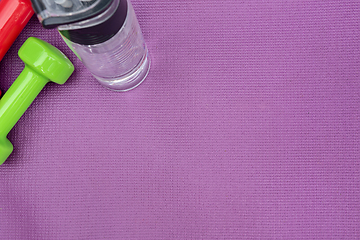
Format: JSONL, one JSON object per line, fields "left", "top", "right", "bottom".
{"left": 31, "top": 0, "right": 150, "bottom": 91}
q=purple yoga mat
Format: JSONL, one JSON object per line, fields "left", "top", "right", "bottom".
{"left": 0, "top": 0, "right": 359, "bottom": 239}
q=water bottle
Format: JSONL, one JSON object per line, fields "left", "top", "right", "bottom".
{"left": 31, "top": 0, "right": 150, "bottom": 91}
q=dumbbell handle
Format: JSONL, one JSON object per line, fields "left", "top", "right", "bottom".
{"left": 0, "top": 66, "right": 48, "bottom": 136}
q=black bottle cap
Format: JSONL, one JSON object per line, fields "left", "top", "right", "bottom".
{"left": 59, "top": 0, "right": 127, "bottom": 45}
{"left": 31, "top": 0, "right": 113, "bottom": 29}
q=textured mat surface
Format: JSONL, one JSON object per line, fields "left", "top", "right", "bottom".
{"left": 0, "top": 0, "right": 359, "bottom": 239}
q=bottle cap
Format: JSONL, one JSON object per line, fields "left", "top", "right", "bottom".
{"left": 30, "top": 0, "right": 112, "bottom": 28}
{"left": 58, "top": 0, "right": 127, "bottom": 45}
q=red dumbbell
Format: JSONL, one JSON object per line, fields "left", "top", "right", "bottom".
{"left": 0, "top": 0, "right": 33, "bottom": 98}
{"left": 0, "top": 0, "right": 34, "bottom": 61}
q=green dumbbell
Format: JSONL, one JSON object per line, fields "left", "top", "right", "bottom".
{"left": 0, "top": 37, "right": 74, "bottom": 165}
